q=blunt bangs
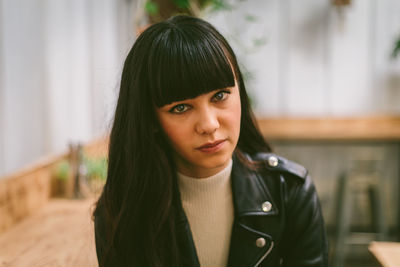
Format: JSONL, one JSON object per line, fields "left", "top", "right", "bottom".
{"left": 146, "top": 19, "right": 236, "bottom": 107}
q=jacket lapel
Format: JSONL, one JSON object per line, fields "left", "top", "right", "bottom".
{"left": 174, "top": 178, "right": 201, "bottom": 267}
{"left": 175, "top": 207, "right": 201, "bottom": 267}
{"left": 227, "top": 153, "right": 278, "bottom": 267}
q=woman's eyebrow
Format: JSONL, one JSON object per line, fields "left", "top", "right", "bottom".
{"left": 169, "top": 99, "right": 189, "bottom": 105}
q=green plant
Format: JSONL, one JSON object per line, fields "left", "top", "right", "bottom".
{"left": 54, "top": 160, "right": 70, "bottom": 181}
{"left": 145, "top": 1, "right": 159, "bottom": 16}
{"left": 83, "top": 155, "right": 108, "bottom": 181}
{"left": 392, "top": 36, "right": 400, "bottom": 59}
{"left": 144, "top": 0, "right": 232, "bottom": 23}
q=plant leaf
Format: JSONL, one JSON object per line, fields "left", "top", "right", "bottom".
{"left": 145, "top": 1, "right": 159, "bottom": 15}
{"left": 392, "top": 36, "right": 400, "bottom": 59}
{"left": 173, "top": 0, "right": 190, "bottom": 9}
{"left": 209, "top": 0, "right": 232, "bottom": 12}
{"left": 245, "top": 14, "right": 257, "bottom": 22}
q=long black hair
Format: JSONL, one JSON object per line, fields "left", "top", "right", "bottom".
{"left": 94, "top": 15, "right": 271, "bottom": 267}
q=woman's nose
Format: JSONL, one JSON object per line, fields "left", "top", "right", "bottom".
{"left": 195, "top": 108, "right": 220, "bottom": 135}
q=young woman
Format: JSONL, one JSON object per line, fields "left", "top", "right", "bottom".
{"left": 93, "top": 15, "right": 328, "bottom": 267}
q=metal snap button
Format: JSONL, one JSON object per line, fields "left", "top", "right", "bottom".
{"left": 262, "top": 201, "right": 272, "bottom": 212}
{"left": 268, "top": 156, "right": 278, "bottom": 167}
{"left": 256, "top": 237, "right": 266, "bottom": 248}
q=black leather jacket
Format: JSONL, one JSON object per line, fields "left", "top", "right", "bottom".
{"left": 95, "top": 152, "right": 329, "bottom": 266}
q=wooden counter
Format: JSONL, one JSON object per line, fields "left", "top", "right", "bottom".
{"left": 0, "top": 198, "right": 98, "bottom": 267}
{"left": 257, "top": 117, "right": 400, "bottom": 141}
{"left": 369, "top": 241, "right": 400, "bottom": 267}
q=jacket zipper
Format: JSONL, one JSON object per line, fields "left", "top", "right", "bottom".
{"left": 254, "top": 241, "right": 274, "bottom": 267}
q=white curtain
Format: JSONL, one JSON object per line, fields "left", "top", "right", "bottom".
{"left": 0, "top": 0, "right": 137, "bottom": 177}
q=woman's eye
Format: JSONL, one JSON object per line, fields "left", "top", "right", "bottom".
{"left": 170, "top": 104, "right": 189, "bottom": 114}
{"left": 212, "top": 90, "right": 230, "bottom": 102}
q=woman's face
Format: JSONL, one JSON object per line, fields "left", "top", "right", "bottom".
{"left": 156, "top": 82, "right": 241, "bottom": 178}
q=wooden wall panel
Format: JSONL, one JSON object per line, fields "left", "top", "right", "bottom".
{"left": 329, "top": 0, "right": 372, "bottom": 115}
{"left": 208, "top": 0, "right": 400, "bottom": 117}
{"left": 250, "top": 0, "right": 280, "bottom": 116}
{"left": 237, "top": 0, "right": 281, "bottom": 116}
{"left": 375, "top": 0, "right": 400, "bottom": 114}
{"left": 286, "top": 0, "right": 329, "bottom": 116}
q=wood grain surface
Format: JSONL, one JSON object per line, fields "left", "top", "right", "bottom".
{"left": 0, "top": 198, "right": 98, "bottom": 267}
{"left": 257, "top": 117, "right": 400, "bottom": 141}
{"left": 0, "top": 165, "right": 56, "bottom": 235}
{"left": 369, "top": 241, "right": 400, "bottom": 267}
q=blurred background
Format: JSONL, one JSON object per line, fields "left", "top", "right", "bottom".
{"left": 1, "top": 0, "right": 400, "bottom": 266}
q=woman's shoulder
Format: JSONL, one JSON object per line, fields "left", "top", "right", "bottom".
{"left": 246, "top": 153, "right": 328, "bottom": 266}
{"left": 249, "top": 151, "right": 309, "bottom": 181}
{"left": 233, "top": 150, "right": 315, "bottom": 202}
{"left": 247, "top": 152, "right": 320, "bottom": 207}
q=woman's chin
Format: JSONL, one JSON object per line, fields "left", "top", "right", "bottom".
{"left": 194, "top": 155, "right": 232, "bottom": 174}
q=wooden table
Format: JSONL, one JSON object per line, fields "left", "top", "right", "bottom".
{"left": 0, "top": 198, "right": 98, "bottom": 267}
{"left": 369, "top": 242, "right": 400, "bottom": 267}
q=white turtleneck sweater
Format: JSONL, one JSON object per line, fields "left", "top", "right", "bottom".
{"left": 177, "top": 159, "right": 234, "bottom": 267}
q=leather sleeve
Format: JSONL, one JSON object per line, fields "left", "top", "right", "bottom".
{"left": 281, "top": 174, "right": 329, "bottom": 267}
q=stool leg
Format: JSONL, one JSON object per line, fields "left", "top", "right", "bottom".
{"left": 332, "top": 172, "right": 352, "bottom": 267}
{"left": 368, "top": 184, "right": 387, "bottom": 241}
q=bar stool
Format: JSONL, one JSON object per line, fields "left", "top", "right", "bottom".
{"left": 331, "top": 159, "right": 387, "bottom": 267}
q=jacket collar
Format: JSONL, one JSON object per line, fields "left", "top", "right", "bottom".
{"left": 227, "top": 152, "right": 278, "bottom": 267}
{"left": 231, "top": 152, "right": 279, "bottom": 217}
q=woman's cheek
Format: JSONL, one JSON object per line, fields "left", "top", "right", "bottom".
{"left": 229, "top": 100, "right": 242, "bottom": 141}
{"left": 162, "top": 117, "right": 191, "bottom": 145}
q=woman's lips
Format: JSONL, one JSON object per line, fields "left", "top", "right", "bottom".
{"left": 196, "top": 140, "right": 226, "bottom": 153}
